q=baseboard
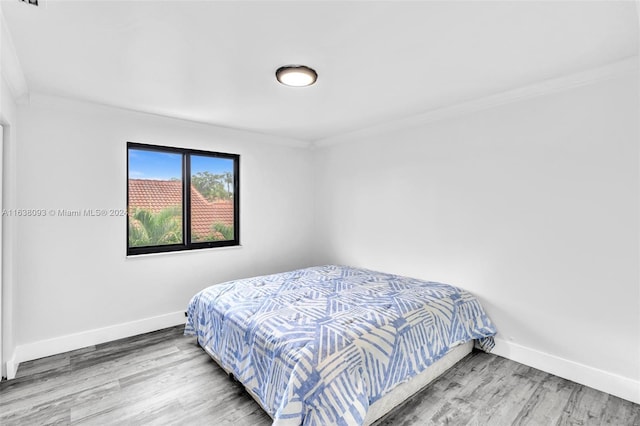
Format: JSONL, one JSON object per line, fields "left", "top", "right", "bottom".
{"left": 11, "top": 311, "right": 186, "bottom": 375}
{"left": 5, "top": 355, "right": 18, "bottom": 380}
{"left": 492, "top": 337, "right": 640, "bottom": 405}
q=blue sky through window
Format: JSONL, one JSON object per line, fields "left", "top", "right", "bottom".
{"left": 129, "top": 149, "right": 181, "bottom": 180}
{"left": 129, "top": 149, "right": 233, "bottom": 180}
{"left": 191, "top": 155, "right": 234, "bottom": 176}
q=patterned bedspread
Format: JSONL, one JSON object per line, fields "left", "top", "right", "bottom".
{"left": 185, "top": 265, "right": 496, "bottom": 425}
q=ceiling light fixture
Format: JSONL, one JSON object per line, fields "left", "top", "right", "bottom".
{"left": 276, "top": 65, "right": 318, "bottom": 87}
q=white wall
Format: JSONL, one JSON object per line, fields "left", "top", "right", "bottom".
{"left": 12, "top": 94, "right": 315, "bottom": 362}
{"left": 313, "top": 72, "right": 639, "bottom": 402}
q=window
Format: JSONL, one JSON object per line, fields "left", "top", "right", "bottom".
{"left": 127, "top": 142, "right": 239, "bottom": 255}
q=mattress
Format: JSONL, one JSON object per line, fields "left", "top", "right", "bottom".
{"left": 185, "top": 265, "right": 496, "bottom": 425}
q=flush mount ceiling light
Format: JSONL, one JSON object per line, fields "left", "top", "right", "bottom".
{"left": 276, "top": 65, "right": 318, "bottom": 87}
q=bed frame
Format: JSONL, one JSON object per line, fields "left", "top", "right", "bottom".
{"left": 201, "top": 340, "right": 473, "bottom": 425}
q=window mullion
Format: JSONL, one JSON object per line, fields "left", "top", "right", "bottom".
{"left": 184, "top": 153, "right": 191, "bottom": 247}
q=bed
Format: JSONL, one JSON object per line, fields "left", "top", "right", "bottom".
{"left": 185, "top": 265, "right": 496, "bottom": 425}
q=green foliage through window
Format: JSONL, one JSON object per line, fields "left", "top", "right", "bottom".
{"left": 192, "top": 171, "right": 233, "bottom": 201}
{"left": 128, "top": 207, "right": 182, "bottom": 247}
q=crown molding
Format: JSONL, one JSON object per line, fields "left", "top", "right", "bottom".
{"left": 314, "top": 56, "right": 639, "bottom": 148}
{"left": 28, "top": 92, "right": 313, "bottom": 149}
{"left": 1, "top": 9, "right": 29, "bottom": 103}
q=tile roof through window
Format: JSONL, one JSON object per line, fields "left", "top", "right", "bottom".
{"left": 128, "top": 179, "right": 234, "bottom": 238}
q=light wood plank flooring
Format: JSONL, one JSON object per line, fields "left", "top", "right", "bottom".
{"left": 1, "top": 325, "right": 638, "bottom": 425}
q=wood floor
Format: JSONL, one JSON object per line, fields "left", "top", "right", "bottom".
{"left": 1, "top": 326, "right": 638, "bottom": 426}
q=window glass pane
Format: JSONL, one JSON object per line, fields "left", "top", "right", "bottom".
{"left": 190, "top": 155, "right": 235, "bottom": 243}
{"left": 128, "top": 149, "right": 183, "bottom": 247}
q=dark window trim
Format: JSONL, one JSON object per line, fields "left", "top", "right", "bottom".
{"left": 127, "top": 142, "right": 240, "bottom": 256}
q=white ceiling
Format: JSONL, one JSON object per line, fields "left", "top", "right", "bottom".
{"left": 2, "top": 1, "right": 638, "bottom": 142}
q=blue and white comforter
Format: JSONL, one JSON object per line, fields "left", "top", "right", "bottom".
{"left": 185, "top": 265, "right": 496, "bottom": 425}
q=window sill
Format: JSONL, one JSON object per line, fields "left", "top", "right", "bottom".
{"left": 125, "top": 244, "right": 243, "bottom": 259}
